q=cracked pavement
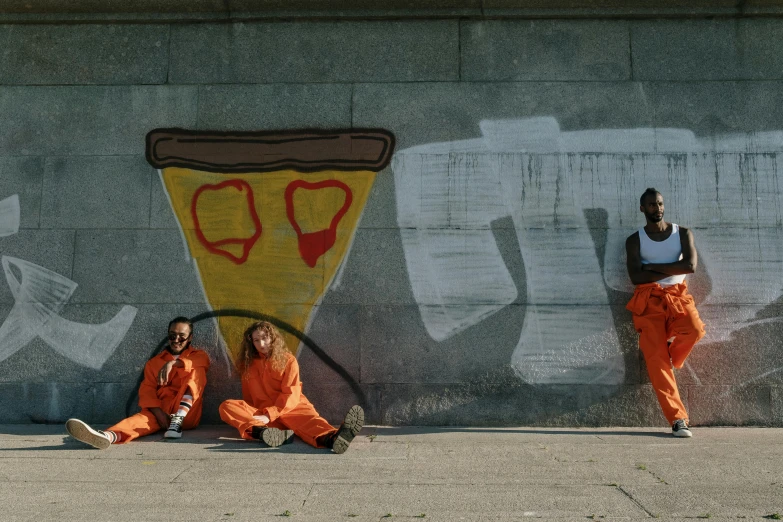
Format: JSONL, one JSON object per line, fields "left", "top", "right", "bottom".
{"left": 1, "top": 425, "right": 781, "bottom": 521}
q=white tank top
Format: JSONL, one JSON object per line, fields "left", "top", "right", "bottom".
{"left": 639, "top": 223, "right": 686, "bottom": 287}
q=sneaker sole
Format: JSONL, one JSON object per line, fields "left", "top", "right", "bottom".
{"left": 65, "top": 419, "right": 111, "bottom": 450}
{"left": 672, "top": 429, "right": 693, "bottom": 438}
{"left": 164, "top": 430, "right": 182, "bottom": 439}
{"left": 262, "top": 428, "right": 294, "bottom": 448}
{"left": 332, "top": 405, "right": 364, "bottom": 455}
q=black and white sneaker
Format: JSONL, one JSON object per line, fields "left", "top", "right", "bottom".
{"left": 65, "top": 418, "right": 112, "bottom": 449}
{"left": 260, "top": 427, "right": 295, "bottom": 448}
{"left": 672, "top": 419, "right": 693, "bottom": 438}
{"left": 164, "top": 415, "right": 184, "bottom": 439}
{"left": 332, "top": 405, "right": 364, "bottom": 454}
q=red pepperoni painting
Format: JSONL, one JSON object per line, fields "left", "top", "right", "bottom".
{"left": 285, "top": 180, "right": 353, "bottom": 268}
{"left": 191, "top": 179, "right": 262, "bottom": 265}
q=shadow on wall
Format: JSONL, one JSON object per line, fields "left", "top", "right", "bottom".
{"left": 140, "top": 128, "right": 394, "bottom": 425}
{"left": 386, "top": 117, "right": 783, "bottom": 423}
{"left": 124, "top": 308, "right": 367, "bottom": 419}
{"left": 392, "top": 118, "right": 783, "bottom": 378}
{"left": 3, "top": 119, "right": 782, "bottom": 426}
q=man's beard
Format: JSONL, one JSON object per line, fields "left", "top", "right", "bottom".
{"left": 646, "top": 211, "right": 663, "bottom": 223}
{"left": 168, "top": 340, "right": 190, "bottom": 354}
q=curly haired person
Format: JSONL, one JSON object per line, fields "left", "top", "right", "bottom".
{"left": 219, "top": 321, "right": 363, "bottom": 453}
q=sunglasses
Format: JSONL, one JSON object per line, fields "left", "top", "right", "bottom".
{"left": 168, "top": 332, "right": 191, "bottom": 341}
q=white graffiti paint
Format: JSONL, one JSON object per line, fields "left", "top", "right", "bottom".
{"left": 0, "top": 194, "right": 20, "bottom": 237}
{"left": 0, "top": 256, "right": 137, "bottom": 370}
{"left": 392, "top": 117, "right": 783, "bottom": 384}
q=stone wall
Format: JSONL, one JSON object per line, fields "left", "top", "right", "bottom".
{"left": 1, "top": 14, "right": 782, "bottom": 426}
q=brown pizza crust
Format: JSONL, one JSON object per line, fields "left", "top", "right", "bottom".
{"left": 146, "top": 128, "right": 395, "bottom": 173}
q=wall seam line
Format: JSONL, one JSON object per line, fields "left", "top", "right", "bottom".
{"left": 457, "top": 18, "right": 462, "bottom": 82}
{"left": 38, "top": 157, "right": 46, "bottom": 230}
{"left": 70, "top": 229, "right": 78, "bottom": 280}
{"left": 628, "top": 20, "right": 634, "bottom": 81}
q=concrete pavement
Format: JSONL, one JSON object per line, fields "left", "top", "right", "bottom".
{"left": 1, "top": 425, "right": 781, "bottom": 521}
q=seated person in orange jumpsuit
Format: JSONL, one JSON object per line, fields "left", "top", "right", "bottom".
{"left": 219, "top": 320, "right": 363, "bottom": 454}
{"left": 65, "top": 316, "right": 210, "bottom": 449}
{"left": 626, "top": 188, "right": 705, "bottom": 438}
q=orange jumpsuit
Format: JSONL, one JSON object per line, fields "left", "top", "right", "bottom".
{"left": 627, "top": 281, "right": 705, "bottom": 424}
{"left": 108, "top": 346, "right": 210, "bottom": 443}
{"left": 219, "top": 352, "right": 336, "bottom": 447}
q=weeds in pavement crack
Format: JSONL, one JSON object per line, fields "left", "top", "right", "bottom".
{"left": 635, "top": 463, "right": 669, "bottom": 485}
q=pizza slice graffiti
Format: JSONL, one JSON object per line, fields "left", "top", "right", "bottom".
{"left": 146, "top": 129, "right": 394, "bottom": 359}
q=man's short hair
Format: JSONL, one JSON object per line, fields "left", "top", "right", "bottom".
{"left": 640, "top": 188, "right": 661, "bottom": 206}
{"left": 168, "top": 316, "right": 193, "bottom": 332}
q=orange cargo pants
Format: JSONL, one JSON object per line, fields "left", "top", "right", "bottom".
{"left": 627, "top": 281, "right": 705, "bottom": 424}
{"left": 107, "top": 383, "right": 202, "bottom": 444}
{"left": 107, "top": 407, "right": 201, "bottom": 444}
{"left": 219, "top": 399, "right": 336, "bottom": 448}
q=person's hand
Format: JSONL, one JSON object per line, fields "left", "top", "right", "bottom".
{"left": 158, "top": 360, "right": 175, "bottom": 385}
{"left": 253, "top": 414, "right": 270, "bottom": 425}
{"left": 150, "top": 407, "right": 170, "bottom": 430}
{"left": 158, "top": 360, "right": 183, "bottom": 385}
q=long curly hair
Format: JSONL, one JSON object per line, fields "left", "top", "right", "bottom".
{"left": 236, "top": 321, "right": 289, "bottom": 377}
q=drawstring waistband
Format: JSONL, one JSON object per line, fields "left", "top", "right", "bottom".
{"left": 626, "top": 281, "right": 693, "bottom": 318}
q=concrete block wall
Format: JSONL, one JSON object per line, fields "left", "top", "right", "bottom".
{"left": 0, "top": 15, "right": 782, "bottom": 427}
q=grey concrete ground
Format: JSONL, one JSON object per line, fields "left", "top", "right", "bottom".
{"left": 0, "top": 425, "right": 780, "bottom": 521}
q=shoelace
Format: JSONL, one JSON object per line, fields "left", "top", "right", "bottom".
{"left": 168, "top": 416, "right": 184, "bottom": 431}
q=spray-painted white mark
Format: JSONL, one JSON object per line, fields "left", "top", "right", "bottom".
{"left": 683, "top": 362, "right": 702, "bottom": 386}
{"left": 392, "top": 117, "right": 783, "bottom": 385}
{"left": 0, "top": 194, "right": 20, "bottom": 237}
{"left": 214, "top": 334, "right": 236, "bottom": 379}
{"left": 47, "top": 382, "right": 60, "bottom": 420}
{"left": 157, "top": 169, "right": 192, "bottom": 264}
{"left": 737, "top": 317, "right": 783, "bottom": 328}
{"left": 0, "top": 256, "right": 137, "bottom": 370}
{"left": 401, "top": 228, "right": 517, "bottom": 341}
{"left": 720, "top": 366, "right": 783, "bottom": 397}
{"left": 392, "top": 149, "right": 517, "bottom": 343}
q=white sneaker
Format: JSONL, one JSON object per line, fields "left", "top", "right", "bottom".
{"left": 164, "top": 415, "right": 184, "bottom": 439}
{"left": 65, "top": 418, "right": 112, "bottom": 449}
{"left": 672, "top": 419, "right": 693, "bottom": 438}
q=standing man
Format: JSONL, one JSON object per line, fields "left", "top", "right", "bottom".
{"left": 66, "top": 317, "right": 210, "bottom": 449}
{"left": 626, "top": 188, "right": 706, "bottom": 438}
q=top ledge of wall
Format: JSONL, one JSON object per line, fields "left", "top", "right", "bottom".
{"left": 3, "top": 1, "right": 783, "bottom": 22}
